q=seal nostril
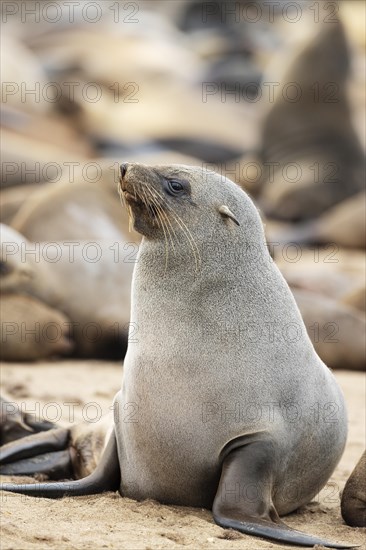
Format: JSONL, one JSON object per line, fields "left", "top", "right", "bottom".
{"left": 120, "top": 163, "right": 128, "bottom": 179}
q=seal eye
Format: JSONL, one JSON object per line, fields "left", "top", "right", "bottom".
{"left": 166, "top": 179, "right": 184, "bottom": 196}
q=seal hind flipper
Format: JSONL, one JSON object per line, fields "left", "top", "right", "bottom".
{"left": 0, "top": 431, "right": 120, "bottom": 498}
{"left": 0, "top": 450, "right": 73, "bottom": 479}
{"left": 0, "top": 427, "right": 70, "bottom": 465}
{"left": 0, "top": 427, "right": 72, "bottom": 479}
{"left": 213, "top": 441, "right": 354, "bottom": 549}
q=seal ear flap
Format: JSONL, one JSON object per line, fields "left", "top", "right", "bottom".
{"left": 218, "top": 205, "right": 240, "bottom": 226}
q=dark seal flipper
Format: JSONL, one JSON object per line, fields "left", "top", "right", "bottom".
{"left": 214, "top": 515, "right": 355, "bottom": 549}
{"left": 0, "top": 450, "right": 73, "bottom": 479}
{"left": 0, "top": 431, "right": 120, "bottom": 498}
{"left": 0, "top": 427, "right": 72, "bottom": 479}
{"left": 341, "top": 451, "right": 366, "bottom": 528}
{"left": 213, "top": 441, "right": 355, "bottom": 549}
{"left": 0, "top": 427, "right": 70, "bottom": 465}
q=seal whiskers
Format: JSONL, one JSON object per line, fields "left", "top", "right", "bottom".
{"left": 143, "top": 186, "right": 177, "bottom": 254}
{"left": 141, "top": 186, "right": 170, "bottom": 272}
{"left": 147, "top": 185, "right": 202, "bottom": 272}
{"left": 117, "top": 184, "right": 133, "bottom": 233}
{"left": 143, "top": 186, "right": 178, "bottom": 275}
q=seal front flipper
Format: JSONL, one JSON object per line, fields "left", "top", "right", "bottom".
{"left": 212, "top": 441, "right": 354, "bottom": 549}
{"left": 0, "top": 427, "right": 72, "bottom": 479}
{"left": 0, "top": 431, "right": 120, "bottom": 498}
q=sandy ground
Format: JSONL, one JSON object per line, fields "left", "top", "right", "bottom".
{"left": 0, "top": 361, "right": 365, "bottom": 550}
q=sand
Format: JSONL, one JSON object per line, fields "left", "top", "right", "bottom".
{"left": 0, "top": 361, "right": 365, "bottom": 550}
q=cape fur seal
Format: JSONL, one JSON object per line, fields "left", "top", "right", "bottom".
{"left": 0, "top": 293, "right": 73, "bottom": 362}
{"left": 291, "top": 289, "right": 366, "bottom": 372}
{"left": 341, "top": 451, "right": 366, "bottom": 527}
{"left": 272, "top": 191, "right": 366, "bottom": 250}
{"left": 1, "top": 224, "right": 133, "bottom": 359}
{"left": 0, "top": 164, "right": 350, "bottom": 548}
{"left": 258, "top": 17, "right": 365, "bottom": 221}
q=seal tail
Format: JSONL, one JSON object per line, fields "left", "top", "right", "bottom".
{"left": 214, "top": 516, "right": 357, "bottom": 549}
{"left": 0, "top": 431, "right": 120, "bottom": 499}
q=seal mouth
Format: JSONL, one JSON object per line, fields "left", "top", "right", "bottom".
{"left": 121, "top": 185, "right": 161, "bottom": 223}
{"left": 120, "top": 180, "right": 144, "bottom": 207}
{"left": 123, "top": 190, "right": 141, "bottom": 205}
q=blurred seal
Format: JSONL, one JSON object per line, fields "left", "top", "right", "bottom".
{"left": 259, "top": 18, "right": 365, "bottom": 221}
{"left": 0, "top": 293, "right": 73, "bottom": 362}
{"left": 0, "top": 224, "right": 133, "bottom": 359}
{"left": 341, "top": 451, "right": 366, "bottom": 527}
